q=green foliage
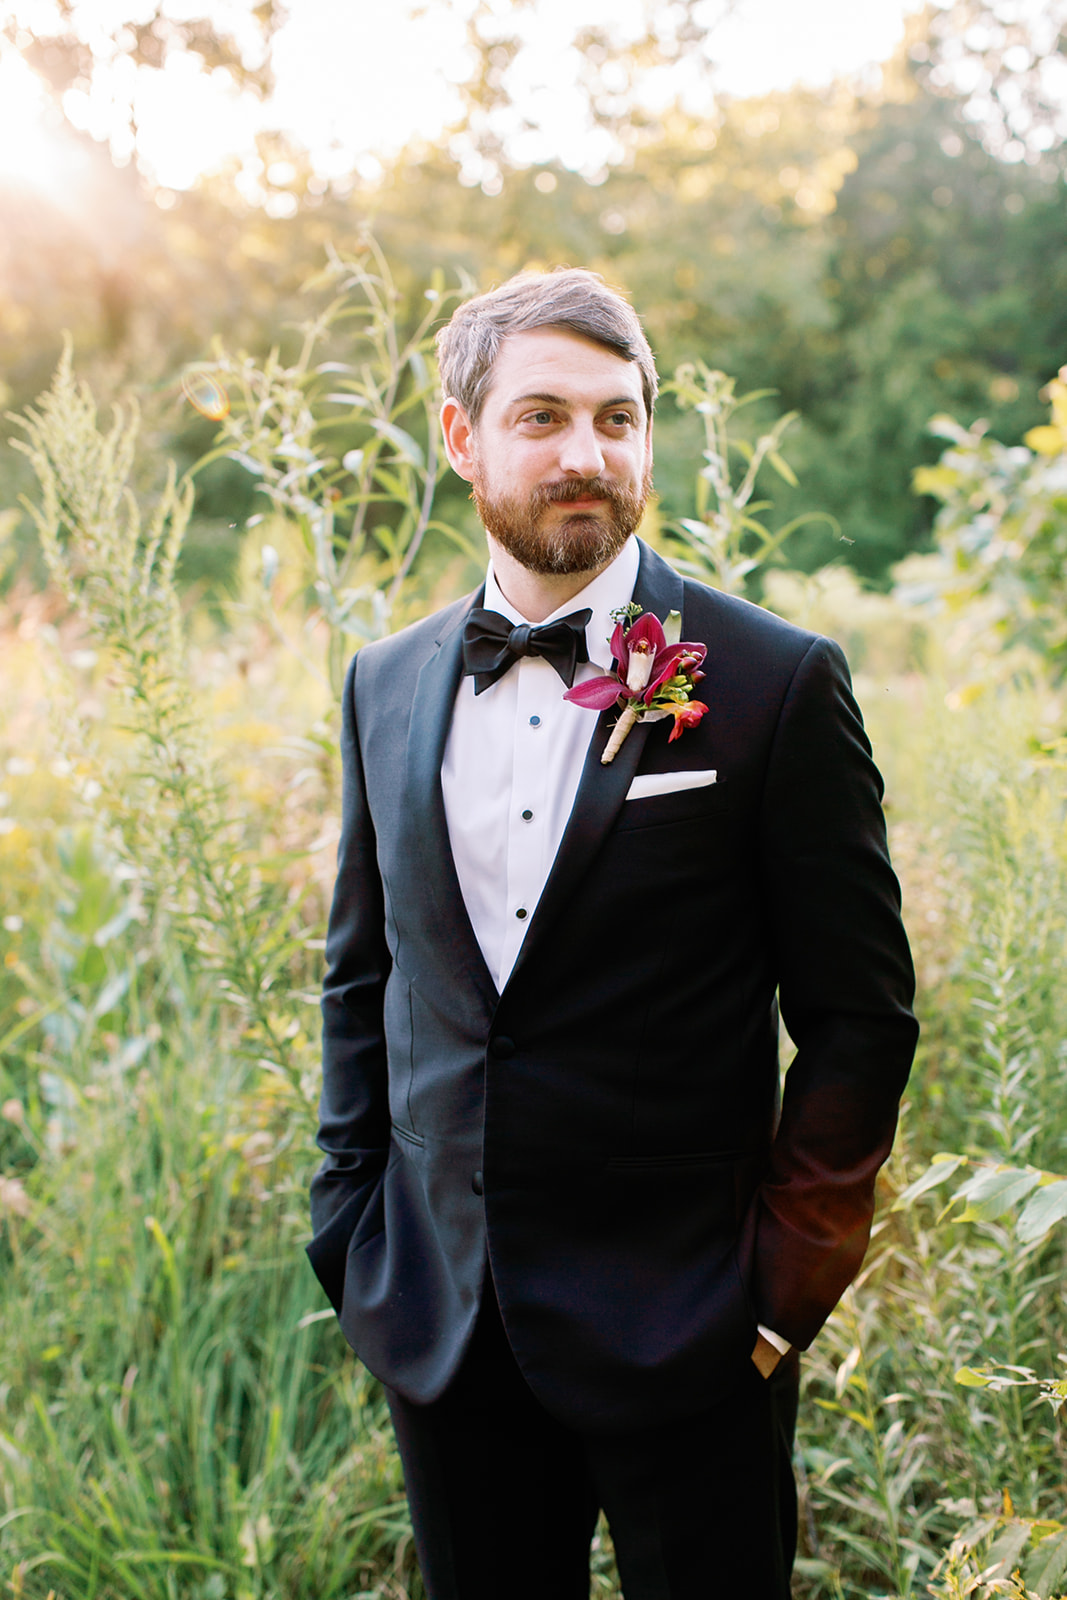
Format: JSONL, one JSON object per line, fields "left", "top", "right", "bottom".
{"left": 663, "top": 362, "right": 838, "bottom": 592}
{"left": 804, "top": 1291, "right": 943, "bottom": 1596}
{"left": 790, "top": 686, "right": 1067, "bottom": 1597}
{"left": 928, "top": 1504, "right": 1067, "bottom": 1600}
{"left": 0, "top": 348, "right": 424, "bottom": 1595}
{"left": 194, "top": 236, "right": 477, "bottom": 697}
{"left": 906, "top": 369, "right": 1067, "bottom": 679}
{"left": 0, "top": 846, "right": 414, "bottom": 1599}
{"left": 4, "top": 244, "right": 1067, "bottom": 1600}
{"left": 888, "top": 730, "right": 1067, "bottom": 1439}
{"left": 4, "top": 39, "right": 1066, "bottom": 589}
{"left": 8, "top": 345, "right": 317, "bottom": 1099}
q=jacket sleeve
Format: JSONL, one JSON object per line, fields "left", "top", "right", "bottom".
{"left": 751, "top": 635, "right": 918, "bottom": 1349}
{"left": 307, "top": 651, "right": 392, "bottom": 1308}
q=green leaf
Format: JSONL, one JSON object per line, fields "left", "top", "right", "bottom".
{"left": 732, "top": 387, "right": 779, "bottom": 411}
{"left": 913, "top": 464, "right": 959, "bottom": 498}
{"left": 1025, "top": 1526, "right": 1067, "bottom": 1598}
{"left": 1016, "top": 1179, "right": 1067, "bottom": 1244}
{"left": 770, "top": 510, "right": 842, "bottom": 543}
{"left": 767, "top": 450, "right": 798, "bottom": 486}
{"left": 955, "top": 1366, "right": 995, "bottom": 1388}
{"left": 954, "top": 1165, "right": 1041, "bottom": 1223}
{"left": 986, "top": 1522, "right": 1035, "bottom": 1582}
{"left": 928, "top": 414, "right": 970, "bottom": 443}
{"left": 424, "top": 518, "right": 483, "bottom": 560}
{"left": 91, "top": 970, "right": 131, "bottom": 1019}
{"left": 371, "top": 466, "right": 411, "bottom": 500}
{"left": 892, "top": 1152, "right": 968, "bottom": 1210}
{"left": 369, "top": 417, "right": 424, "bottom": 468}
{"left": 408, "top": 349, "right": 429, "bottom": 388}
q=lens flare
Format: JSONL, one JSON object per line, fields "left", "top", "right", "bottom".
{"left": 181, "top": 371, "right": 230, "bottom": 421}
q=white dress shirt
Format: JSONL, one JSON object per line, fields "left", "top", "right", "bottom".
{"left": 441, "top": 536, "right": 638, "bottom": 993}
{"left": 439, "top": 535, "right": 790, "bottom": 1360}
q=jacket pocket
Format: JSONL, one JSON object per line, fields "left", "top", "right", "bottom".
{"left": 392, "top": 1121, "right": 425, "bottom": 1150}
{"left": 612, "top": 782, "right": 736, "bottom": 833}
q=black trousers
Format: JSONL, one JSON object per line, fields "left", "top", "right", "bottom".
{"left": 385, "top": 1288, "right": 799, "bottom": 1600}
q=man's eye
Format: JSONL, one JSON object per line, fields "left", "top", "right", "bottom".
{"left": 522, "top": 411, "right": 555, "bottom": 426}
{"left": 606, "top": 412, "right": 635, "bottom": 427}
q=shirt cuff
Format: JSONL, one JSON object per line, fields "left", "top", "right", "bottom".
{"left": 757, "top": 1324, "right": 792, "bottom": 1356}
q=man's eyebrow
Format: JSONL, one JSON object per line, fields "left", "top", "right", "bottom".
{"left": 508, "top": 392, "right": 642, "bottom": 409}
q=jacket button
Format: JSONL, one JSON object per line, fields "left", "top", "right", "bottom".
{"left": 471, "top": 1170, "right": 484, "bottom": 1196}
{"left": 489, "top": 1036, "right": 515, "bottom": 1059}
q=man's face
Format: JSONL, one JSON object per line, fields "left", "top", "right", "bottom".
{"left": 444, "top": 327, "right": 654, "bottom": 578}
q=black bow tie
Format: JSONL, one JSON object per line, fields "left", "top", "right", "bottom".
{"left": 461, "top": 606, "right": 593, "bottom": 696}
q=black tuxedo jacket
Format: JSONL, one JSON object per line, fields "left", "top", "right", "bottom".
{"left": 307, "top": 540, "right": 918, "bottom": 1433}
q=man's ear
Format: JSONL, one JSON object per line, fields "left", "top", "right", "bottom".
{"left": 440, "top": 397, "right": 476, "bottom": 484}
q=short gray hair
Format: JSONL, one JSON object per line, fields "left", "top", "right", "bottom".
{"left": 436, "top": 267, "right": 658, "bottom": 425}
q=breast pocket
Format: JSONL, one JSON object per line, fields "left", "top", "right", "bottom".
{"left": 613, "top": 779, "right": 737, "bottom": 833}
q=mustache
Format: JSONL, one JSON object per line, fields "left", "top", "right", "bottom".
{"left": 535, "top": 478, "right": 614, "bottom": 506}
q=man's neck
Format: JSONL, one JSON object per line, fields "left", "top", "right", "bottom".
{"left": 487, "top": 537, "right": 612, "bottom": 624}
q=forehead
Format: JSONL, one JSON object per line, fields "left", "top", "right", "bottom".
{"left": 483, "top": 326, "right": 645, "bottom": 414}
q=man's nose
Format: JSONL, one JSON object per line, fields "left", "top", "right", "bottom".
{"left": 558, "top": 419, "right": 605, "bottom": 479}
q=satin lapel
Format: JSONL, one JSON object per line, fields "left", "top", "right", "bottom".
{"left": 504, "top": 542, "right": 686, "bottom": 993}
{"left": 404, "top": 588, "right": 498, "bottom": 1009}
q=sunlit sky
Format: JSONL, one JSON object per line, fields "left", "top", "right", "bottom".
{"left": 0, "top": 0, "right": 927, "bottom": 196}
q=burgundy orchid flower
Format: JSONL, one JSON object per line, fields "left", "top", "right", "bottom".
{"left": 566, "top": 622, "right": 706, "bottom": 712}
{"left": 563, "top": 611, "right": 709, "bottom": 763}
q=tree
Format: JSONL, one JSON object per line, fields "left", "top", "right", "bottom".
{"left": 915, "top": 0, "right": 1067, "bottom": 169}
{"left": 1, "top": 0, "right": 283, "bottom": 176}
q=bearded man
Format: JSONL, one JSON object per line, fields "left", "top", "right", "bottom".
{"left": 307, "top": 268, "right": 918, "bottom": 1599}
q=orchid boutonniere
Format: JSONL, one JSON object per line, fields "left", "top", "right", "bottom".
{"left": 563, "top": 606, "right": 709, "bottom": 764}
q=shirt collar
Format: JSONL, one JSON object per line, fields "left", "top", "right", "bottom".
{"left": 483, "top": 536, "right": 640, "bottom": 673}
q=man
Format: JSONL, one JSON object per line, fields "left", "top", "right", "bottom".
{"left": 307, "top": 269, "right": 918, "bottom": 1599}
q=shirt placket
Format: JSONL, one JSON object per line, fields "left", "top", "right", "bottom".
{"left": 500, "top": 655, "right": 553, "bottom": 983}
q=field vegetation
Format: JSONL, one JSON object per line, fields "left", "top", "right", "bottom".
{"left": 2, "top": 2, "right": 1067, "bottom": 1594}
{"left": 1, "top": 253, "right": 1065, "bottom": 1597}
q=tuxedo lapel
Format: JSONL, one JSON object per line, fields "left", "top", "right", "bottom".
{"left": 404, "top": 588, "right": 498, "bottom": 1009}
{"left": 504, "top": 542, "right": 686, "bottom": 993}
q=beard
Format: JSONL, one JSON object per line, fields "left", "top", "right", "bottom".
{"left": 471, "top": 469, "right": 651, "bottom": 577}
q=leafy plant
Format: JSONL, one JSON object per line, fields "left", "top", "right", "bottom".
{"left": 6, "top": 241, "right": 1067, "bottom": 1600}
{"left": 928, "top": 1498, "right": 1067, "bottom": 1600}
{"left": 192, "top": 234, "right": 476, "bottom": 698}
{"left": 9, "top": 342, "right": 316, "bottom": 1099}
{"left": 0, "top": 867, "right": 416, "bottom": 1599}
{"left": 662, "top": 362, "right": 838, "bottom": 593}
{"left": 905, "top": 367, "right": 1067, "bottom": 681}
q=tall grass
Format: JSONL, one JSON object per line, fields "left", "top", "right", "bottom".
{"left": 794, "top": 687, "right": 1067, "bottom": 1599}
{"left": 1, "top": 340, "right": 423, "bottom": 1598}
{"left": 3, "top": 334, "right": 1067, "bottom": 1598}
{"left": 1, "top": 919, "right": 414, "bottom": 1598}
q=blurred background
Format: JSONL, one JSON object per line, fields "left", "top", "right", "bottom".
{"left": 2, "top": 0, "right": 1066, "bottom": 590}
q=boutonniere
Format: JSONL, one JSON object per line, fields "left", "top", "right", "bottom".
{"left": 563, "top": 605, "right": 709, "bottom": 765}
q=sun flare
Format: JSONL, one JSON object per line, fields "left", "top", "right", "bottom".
{"left": 0, "top": 51, "right": 82, "bottom": 200}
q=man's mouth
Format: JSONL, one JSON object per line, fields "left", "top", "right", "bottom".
{"left": 542, "top": 484, "right": 611, "bottom": 512}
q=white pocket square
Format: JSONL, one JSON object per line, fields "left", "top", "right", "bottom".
{"left": 625, "top": 770, "right": 717, "bottom": 801}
